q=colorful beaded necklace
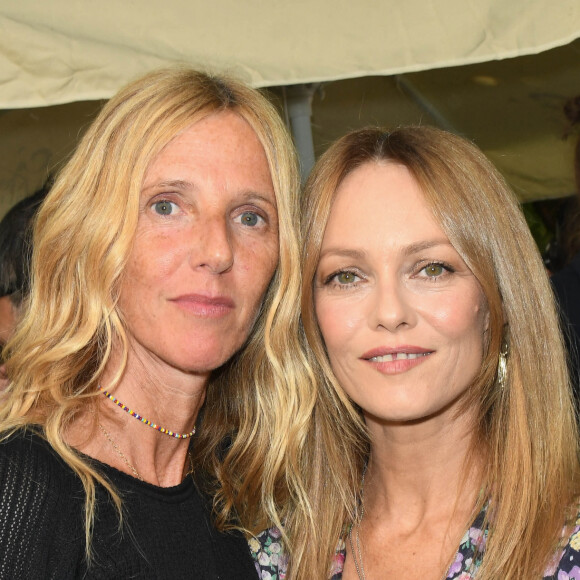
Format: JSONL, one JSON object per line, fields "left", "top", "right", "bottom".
{"left": 99, "top": 386, "right": 196, "bottom": 439}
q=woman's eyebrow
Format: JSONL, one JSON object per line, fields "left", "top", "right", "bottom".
{"left": 403, "top": 239, "right": 453, "bottom": 256}
{"left": 242, "top": 192, "right": 277, "bottom": 209}
{"left": 318, "top": 248, "right": 367, "bottom": 261}
{"left": 318, "top": 239, "right": 453, "bottom": 261}
{"left": 142, "top": 179, "right": 193, "bottom": 193}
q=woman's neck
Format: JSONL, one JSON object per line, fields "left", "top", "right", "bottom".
{"left": 67, "top": 352, "right": 209, "bottom": 487}
{"left": 342, "top": 411, "right": 484, "bottom": 580}
{"left": 363, "top": 408, "right": 483, "bottom": 526}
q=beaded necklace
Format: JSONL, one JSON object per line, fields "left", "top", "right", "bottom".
{"left": 99, "top": 386, "right": 196, "bottom": 439}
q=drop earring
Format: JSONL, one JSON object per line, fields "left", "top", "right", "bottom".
{"left": 497, "top": 337, "right": 509, "bottom": 388}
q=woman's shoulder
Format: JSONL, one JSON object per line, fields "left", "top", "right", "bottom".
{"left": 0, "top": 428, "right": 85, "bottom": 576}
{"left": 0, "top": 427, "right": 77, "bottom": 479}
{"left": 1, "top": 427, "right": 63, "bottom": 469}
{"left": 543, "top": 513, "right": 580, "bottom": 579}
{"left": 249, "top": 525, "right": 289, "bottom": 579}
{"left": 0, "top": 427, "right": 84, "bottom": 515}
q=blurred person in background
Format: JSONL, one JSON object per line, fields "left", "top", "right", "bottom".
{"left": 0, "top": 184, "right": 48, "bottom": 388}
{"left": 551, "top": 95, "right": 580, "bottom": 399}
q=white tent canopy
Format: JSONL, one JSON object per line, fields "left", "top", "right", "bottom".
{"left": 1, "top": 0, "right": 580, "bottom": 215}
{"left": 2, "top": 0, "right": 579, "bottom": 108}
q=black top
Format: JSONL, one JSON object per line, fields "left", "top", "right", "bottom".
{"left": 0, "top": 430, "right": 258, "bottom": 579}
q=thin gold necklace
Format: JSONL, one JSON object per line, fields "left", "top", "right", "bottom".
{"left": 349, "top": 514, "right": 453, "bottom": 580}
{"left": 348, "top": 480, "right": 482, "bottom": 580}
{"left": 98, "top": 422, "right": 144, "bottom": 481}
{"left": 349, "top": 467, "right": 367, "bottom": 580}
{"left": 98, "top": 422, "right": 195, "bottom": 482}
{"left": 349, "top": 509, "right": 366, "bottom": 579}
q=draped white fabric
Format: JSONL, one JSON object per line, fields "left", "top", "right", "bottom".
{"left": 1, "top": 0, "right": 579, "bottom": 108}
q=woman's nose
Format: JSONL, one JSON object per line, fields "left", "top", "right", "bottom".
{"left": 190, "top": 216, "right": 234, "bottom": 274}
{"left": 370, "top": 277, "right": 416, "bottom": 332}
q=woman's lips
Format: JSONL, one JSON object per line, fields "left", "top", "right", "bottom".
{"left": 361, "top": 346, "right": 433, "bottom": 374}
{"left": 368, "top": 352, "right": 430, "bottom": 362}
{"left": 170, "top": 294, "right": 235, "bottom": 317}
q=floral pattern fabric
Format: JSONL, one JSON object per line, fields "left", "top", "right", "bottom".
{"left": 250, "top": 508, "right": 580, "bottom": 579}
{"left": 250, "top": 525, "right": 289, "bottom": 580}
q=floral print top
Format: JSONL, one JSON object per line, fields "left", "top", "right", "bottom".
{"left": 250, "top": 507, "right": 580, "bottom": 579}
{"left": 249, "top": 525, "right": 289, "bottom": 579}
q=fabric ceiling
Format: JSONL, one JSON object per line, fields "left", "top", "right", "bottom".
{"left": 1, "top": 0, "right": 579, "bottom": 108}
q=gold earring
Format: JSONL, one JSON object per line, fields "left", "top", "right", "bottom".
{"left": 497, "top": 338, "right": 509, "bottom": 388}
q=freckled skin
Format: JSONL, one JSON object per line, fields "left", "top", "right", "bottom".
{"left": 314, "top": 162, "right": 489, "bottom": 426}
{"left": 117, "top": 111, "right": 279, "bottom": 380}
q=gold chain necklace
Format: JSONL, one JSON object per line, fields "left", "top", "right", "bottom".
{"left": 348, "top": 507, "right": 366, "bottom": 579}
{"left": 348, "top": 476, "right": 481, "bottom": 580}
{"left": 348, "top": 514, "right": 453, "bottom": 580}
{"left": 97, "top": 422, "right": 195, "bottom": 482}
{"left": 349, "top": 467, "right": 367, "bottom": 580}
{"left": 98, "top": 422, "right": 144, "bottom": 481}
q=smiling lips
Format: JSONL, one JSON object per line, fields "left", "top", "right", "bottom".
{"left": 170, "top": 294, "right": 235, "bottom": 318}
{"left": 361, "top": 347, "right": 433, "bottom": 374}
{"left": 369, "top": 352, "right": 430, "bottom": 362}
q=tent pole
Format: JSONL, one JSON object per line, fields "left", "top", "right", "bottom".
{"left": 395, "top": 76, "right": 458, "bottom": 134}
{"left": 284, "top": 84, "right": 318, "bottom": 183}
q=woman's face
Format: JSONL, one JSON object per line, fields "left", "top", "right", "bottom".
{"left": 314, "top": 162, "right": 489, "bottom": 425}
{"left": 117, "top": 111, "right": 279, "bottom": 379}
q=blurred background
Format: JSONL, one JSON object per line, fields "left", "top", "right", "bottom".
{"left": 1, "top": 0, "right": 579, "bottom": 268}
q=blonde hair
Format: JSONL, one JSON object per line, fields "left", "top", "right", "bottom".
{"left": 297, "top": 126, "right": 580, "bottom": 579}
{"left": 1, "top": 67, "right": 309, "bottom": 556}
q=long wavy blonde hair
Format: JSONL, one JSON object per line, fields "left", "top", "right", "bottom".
{"left": 1, "top": 67, "right": 314, "bottom": 556}
{"left": 294, "top": 126, "right": 580, "bottom": 579}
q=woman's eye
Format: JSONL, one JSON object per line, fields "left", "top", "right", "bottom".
{"left": 320, "top": 266, "right": 364, "bottom": 288}
{"left": 239, "top": 211, "right": 261, "bottom": 226}
{"left": 152, "top": 200, "right": 177, "bottom": 215}
{"left": 336, "top": 271, "right": 358, "bottom": 284}
{"left": 423, "top": 263, "right": 445, "bottom": 277}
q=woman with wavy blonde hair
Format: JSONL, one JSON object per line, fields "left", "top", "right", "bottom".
{"left": 0, "top": 66, "right": 308, "bottom": 578}
{"left": 258, "top": 126, "right": 580, "bottom": 579}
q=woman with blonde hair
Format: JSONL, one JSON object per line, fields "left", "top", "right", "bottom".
{"left": 258, "top": 126, "right": 580, "bottom": 579}
{"left": 0, "top": 67, "right": 306, "bottom": 578}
